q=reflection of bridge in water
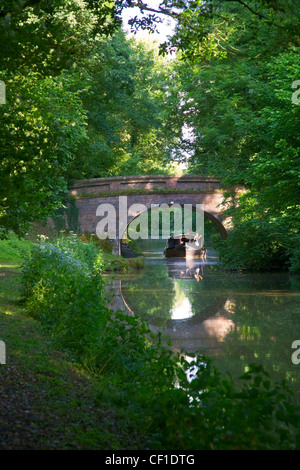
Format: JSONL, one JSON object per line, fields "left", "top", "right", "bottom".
{"left": 106, "top": 259, "right": 235, "bottom": 356}
{"left": 145, "top": 296, "right": 235, "bottom": 356}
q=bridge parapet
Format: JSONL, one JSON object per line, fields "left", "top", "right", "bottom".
{"left": 70, "top": 175, "right": 221, "bottom": 197}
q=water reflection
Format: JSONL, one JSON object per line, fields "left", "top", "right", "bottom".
{"left": 114, "top": 255, "right": 234, "bottom": 355}
{"left": 171, "top": 293, "right": 193, "bottom": 320}
{"left": 105, "top": 248, "right": 300, "bottom": 401}
{"left": 167, "top": 257, "right": 218, "bottom": 281}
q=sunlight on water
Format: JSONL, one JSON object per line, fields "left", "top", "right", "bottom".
{"left": 171, "top": 296, "right": 193, "bottom": 320}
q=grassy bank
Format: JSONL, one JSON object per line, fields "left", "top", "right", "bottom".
{"left": 99, "top": 252, "right": 144, "bottom": 273}
{"left": 0, "top": 243, "right": 145, "bottom": 449}
{"left": 1, "top": 234, "right": 300, "bottom": 450}
{"left": 0, "top": 231, "right": 144, "bottom": 273}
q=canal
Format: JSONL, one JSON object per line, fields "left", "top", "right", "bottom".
{"left": 105, "top": 240, "right": 300, "bottom": 403}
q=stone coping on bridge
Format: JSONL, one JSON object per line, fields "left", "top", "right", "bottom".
{"left": 69, "top": 174, "right": 222, "bottom": 197}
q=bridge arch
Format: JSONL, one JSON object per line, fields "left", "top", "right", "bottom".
{"left": 120, "top": 202, "right": 228, "bottom": 255}
{"left": 68, "top": 175, "right": 231, "bottom": 254}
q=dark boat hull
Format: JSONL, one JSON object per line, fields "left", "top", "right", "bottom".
{"left": 164, "top": 234, "right": 204, "bottom": 259}
{"left": 164, "top": 246, "right": 186, "bottom": 258}
{"left": 164, "top": 243, "right": 201, "bottom": 259}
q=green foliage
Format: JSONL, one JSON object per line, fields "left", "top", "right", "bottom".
{"left": 53, "top": 232, "right": 101, "bottom": 269}
{"left": 0, "top": 0, "right": 118, "bottom": 235}
{"left": 0, "top": 70, "right": 87, "bottom": 235}
{"left": 0, "top": 5, "right": 182, "bottom": 237}
{"left": 0, "top": 231, "right": 34, "bottom": 265}
{"left": 66, "top": 198, "right": 79, "bottom": 233}
{"left": 21, "top": 235, "right": 300, "bottom": 449}
{"left": 80, "top": 232, "right": 114, "bottom": 252}
{"left": 1, "top": 0, "right": 299, "bottom": 252}
{"left": 93, "top": 251, "right": 144, "bottom": 273}
{"left": 214, "top": 218, "right": 292, "bottom": 271}
{"left": 22, "top": 235, "right": 106, "bottom": 357}
{"left": 0, "top": 0, "right": 118, "bottom": 74}
{"left": 131, "top": 357, "right": 300, "bottom": 450}
{"left": 67, "top": 32, "right": 180, "bottom": 179}
{"left": 289, "top": 240, "right": 300, "bottom": 274}
{"left": 116, "top": 0, "right": 299, "bottom": 63}
{"left": 161, "top": 2, "right": 300, "bottom": 270}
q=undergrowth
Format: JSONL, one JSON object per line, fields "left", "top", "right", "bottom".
{"left": 20, "top": 233, "right": 300, "bottom": 449}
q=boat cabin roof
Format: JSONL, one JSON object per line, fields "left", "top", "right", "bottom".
{"left": 169, "top": 234, "right": 196, "bottom": 241}
{"left": 166, "top": 234, "right": 198, "bottom": 247}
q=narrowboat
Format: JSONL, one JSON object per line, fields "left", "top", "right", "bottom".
{"left": 164, "top": 234, "right": 206, "bottom": 259}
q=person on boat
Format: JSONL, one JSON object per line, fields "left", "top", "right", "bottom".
{"left": 179, "top": 235, "right": 188, "bottom": 245}
{"left": 168, "top": 235, "right": 176, "bottom": 249}
{"left": 194, "top": 233, "right": 202, "bottom": 247}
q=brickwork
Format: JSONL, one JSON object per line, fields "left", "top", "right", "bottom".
{"left": 69, "top": 175, "right": 230, "bottom": 253}
{"left": 70, "top": 174, "right": 221, "bottom": 196}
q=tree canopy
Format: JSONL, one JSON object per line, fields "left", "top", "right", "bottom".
{"left": 0, "top": 1, "right": 180, "bottom": 234}
{"left": 120, "top": 0, "right": 299, "bottom": 271}
{"left": 0, "top": 0, "right": 299, "bottom": 271}
{"left": 0, "top": 0, "right": 113, "bottom": 234}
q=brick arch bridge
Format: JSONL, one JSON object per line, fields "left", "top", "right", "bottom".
{"left": 69, "top": 175, "right": 231, "bottom": 254}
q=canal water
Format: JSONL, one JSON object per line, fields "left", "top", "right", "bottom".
{"left": 105, "top": 240, "right": 300, "bottom": 402}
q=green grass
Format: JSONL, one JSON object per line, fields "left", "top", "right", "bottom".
{"left": 0, "top": 233, "right": 33, "bottom": 268}
{"left": 0, "top": 238, "right": 144, "bottom": 449}
{"left": 79, "top": 233, "right": 145, "bottom": 272}
{"left": 99, "top": 252, "right": 144, "bottom": 272}
{"left": 0, "top": 232, "right": 144, "bottom": 273}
